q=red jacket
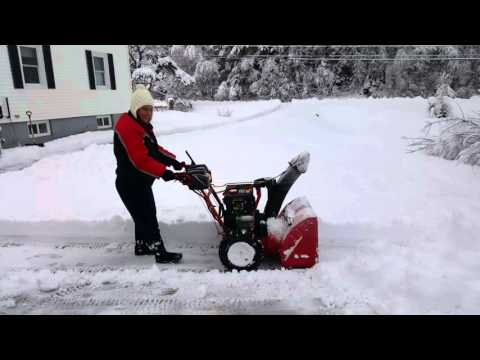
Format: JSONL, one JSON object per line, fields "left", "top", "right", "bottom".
{"left": 114, "top": 112, "right": 176, "bottom": 184}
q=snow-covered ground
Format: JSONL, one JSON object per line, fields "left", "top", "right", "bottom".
{"left": 1, "top": 97, "right": 479, "bottom": 314}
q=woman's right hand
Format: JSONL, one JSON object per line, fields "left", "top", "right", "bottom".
{"left": 172, "top": 160, "right": 186, "bottom": 171}
{"left": 161, "top": 170, "right": 176, "bottom": 182}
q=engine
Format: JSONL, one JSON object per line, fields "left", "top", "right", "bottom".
{"left": 218, "top": 183, "right": 265, "bottom": 270}
{"left": 222, "top": 183, "right": 256, "bottom": 237}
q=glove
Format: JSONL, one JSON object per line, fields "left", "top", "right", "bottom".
{"left": 161, "top": 170, "right": 176, "bottom": 182}
{"left": 172, "top": 160, "right": 186, "bottom": 171}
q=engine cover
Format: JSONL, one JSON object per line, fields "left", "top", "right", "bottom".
{"left": 223, "top": 184, "right": 256, "bottom": 231}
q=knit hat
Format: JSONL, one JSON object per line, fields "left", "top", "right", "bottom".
{"left": 130, "top": 84, "right": 154, "bottom": 117}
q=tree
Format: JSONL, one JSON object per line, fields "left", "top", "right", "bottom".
{"left": 194, "top": 60, "right": 220, "bottom": 99}
{"left": 131, "top": 66, "right": 157, "bottom": 90}
{"left": 129, "top": 45, "right": 480, "bottom": 101}
{"left": 315, "top": 63, "right": 336, "bottom": 97}
{"left": 170, "top": 45, "right": 203, "bottom": 75}
{"left": 214, "top": 81, "right": 229, "bottom": 101}
{"left": 129, "top": 45, "right": 169, "bottom": 71}
{"left": 154, "top": 57, "right": 196, "bottom": 99}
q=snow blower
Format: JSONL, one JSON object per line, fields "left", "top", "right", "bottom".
{"left": 174, "top": 151, "right": 318, "bottom": 271}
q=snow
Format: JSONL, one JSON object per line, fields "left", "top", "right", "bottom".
{"left": 267, "top": 217, "right": 288, "bottom": 241}
{"left": 281, "top": 197, "right": 317, "bottom": 227}
{"left": 288, "top": 151, "right": 310, "bottom": 173}
{"left": 1, "top": 96, "right": 480, "bottom": 314}
{"left": 132, "top": 66, "right": 156, "bottom": 79}
{"left": 157, "top": 56, "right": 195, "bottom": 85}
{"left": 0, "top": 130, "right": 113, "bottom": 172}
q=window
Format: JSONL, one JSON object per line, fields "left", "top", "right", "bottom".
{"left": 27, "top": 120, "right": 51, "bottom": 137}
{"left": 18, "top": 46, "right": 47, "bottom": 88}
{"left": 93, "top": 56, "right": 106, "bottom": 87}
{"left": 96, "top": 115, "right": 112, "bottom": 129}
{"left": 91, "top": 52, "right": 110, "bottom": 89}
{"left": 20, "top": 46, "right": 40, "bottom": 84}
{"left": 86, "top": 50, "right": 115, "bottom": 90}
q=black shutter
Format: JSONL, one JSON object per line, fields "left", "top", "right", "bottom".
{"left": 85, "top": 50, "right": 96, "bottom": 90}
{"left": 7, "top": 45, "right": 24, "bottom": 89}
{"left": 107, "top": 53, "right": 116, "bottom": 90}
{"left": 42, "top": 45, "right": 56, "bottom": 89}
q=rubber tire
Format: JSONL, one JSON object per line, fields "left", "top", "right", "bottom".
{"left": 219, "top": 238, "right": 264, "bottom": 272}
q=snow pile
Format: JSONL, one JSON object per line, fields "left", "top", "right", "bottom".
{"left": 36, "top": 269, "right": 60, "bottom": 293}
{"left": 0, "top": 130, "right": 113, "bottom": 172}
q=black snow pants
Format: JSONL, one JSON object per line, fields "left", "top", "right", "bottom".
{"left": 115, "top": 177, "right": 163, "bottom": 247}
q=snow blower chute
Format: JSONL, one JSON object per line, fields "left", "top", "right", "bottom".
{"left": 175, "top": 151, "right": 318, "bottom": 271}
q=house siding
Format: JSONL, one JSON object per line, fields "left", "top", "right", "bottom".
{"left": 0, "top": 45, "right": 131, "bottom": 123}
{"left": 0, "top": 45, "right": 131, "bottom": 148}
{"left": 0, "top": 113, "right": 123, "bottom": 148}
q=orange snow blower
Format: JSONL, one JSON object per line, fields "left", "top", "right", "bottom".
{"left": 174, "top": 151, "right": 318, "bottom": 271}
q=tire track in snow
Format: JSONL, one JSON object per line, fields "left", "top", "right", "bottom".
{"left": 155, "top": 103, "right": 283, "bottom": 136}
{"left": 29, "top": 290, "right": 301, "bottom": 315}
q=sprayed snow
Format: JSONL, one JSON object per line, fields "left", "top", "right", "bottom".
{"left": 288, "top": 151, "right": 310, "bottom": 173}
{"left": 267, "top": 217, "right": 289, "bottom": 241}
{"left": 282, "top": 197, "right": 317, "bottom": 227}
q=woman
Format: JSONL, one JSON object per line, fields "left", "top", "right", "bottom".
{"left": 114, "top": 85, "right": 185, "bottom": 263}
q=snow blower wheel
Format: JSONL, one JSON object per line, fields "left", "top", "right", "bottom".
{"left": 219, "top": 238, "right": 264, "bottom": 271}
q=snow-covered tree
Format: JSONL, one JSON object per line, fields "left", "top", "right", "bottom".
{"left": 129, "top": 45, "right": 480, "bottom": 101}
{"left": 194, "top": 60, "right": 220, "bottom": 98}
{"left": 214, "top": 81, "right": 229, "bottom": 101}
{"left": 131, "top": 56, "right": 196, "bottom": 99}
{"left": 426, "top": 72, "right": 457, "bottom": 118}
{"left": 129, "top": 45, "right": 169, "bottom": 71}
{"left": 170, "top": 45, "right": 203, "bottom": 75}
{"left": 315, "top": 63, "right": 336, "bottom": 97}
{"left": 407, "top": 113, "right": 480, "bottom": 166}
{"left": 131, "top": 66, "right": 157, "bottom": 90}
{"left": 228, "top": 81, "right": 242, "bottom": 100}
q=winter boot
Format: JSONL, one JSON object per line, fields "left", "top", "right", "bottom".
{"left": 153, "top": 241, "right": 182, "bottom": 264}
{"left": 134, "top": 240, "right": 156, "bottom": 256}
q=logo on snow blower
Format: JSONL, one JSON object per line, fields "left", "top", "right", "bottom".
{"left": 282, "top": 235, "right": 303, "bottom": 261}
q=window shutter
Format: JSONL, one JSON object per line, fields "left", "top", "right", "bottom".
{"left": 107, "top": 53, "right": 116, "bottom": 90}
{"left": 85, "top": 50, "right": 96, "bottom": 89}
{"left": 42, "top": 45, "right": 56, "bottom": 89}
{"left": 7, "top": 45, "right": 24, "bottom": 89}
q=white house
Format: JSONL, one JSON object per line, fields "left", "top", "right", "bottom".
{"left": 0, "top": 45, "right": 131, "bottom": 148}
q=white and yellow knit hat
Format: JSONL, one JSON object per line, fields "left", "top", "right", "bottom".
{"left": 130, "top": 84, "right": 154, "bottom": 117}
